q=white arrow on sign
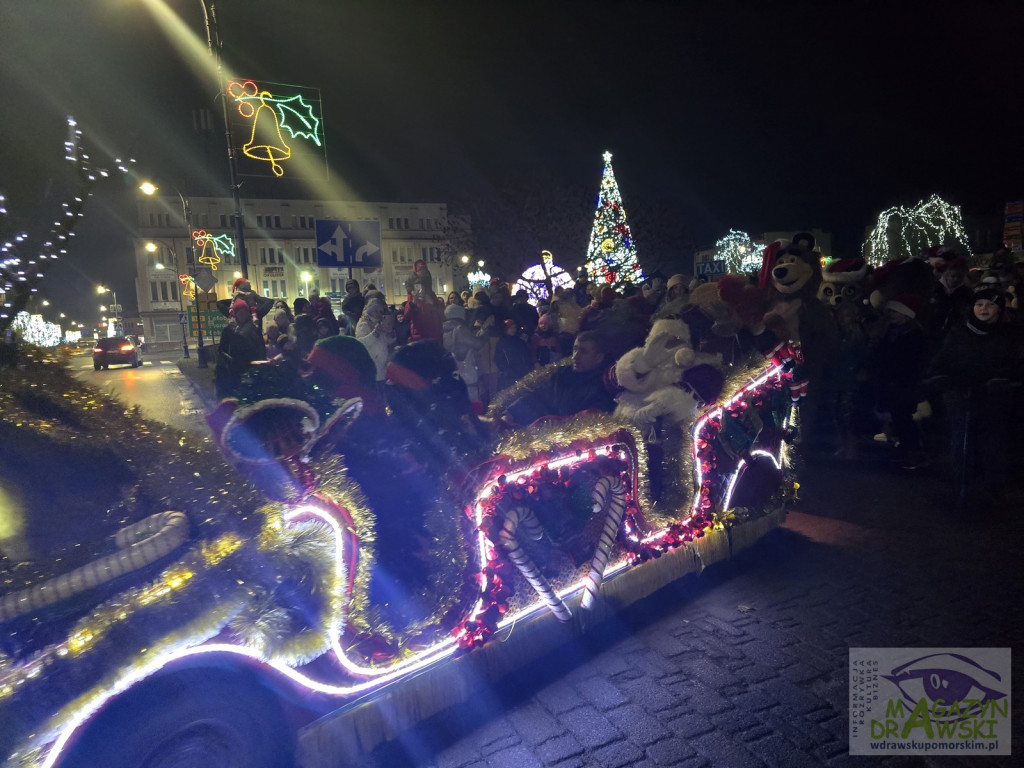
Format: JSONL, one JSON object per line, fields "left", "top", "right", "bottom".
{"left": 319, "top": 224, "right": 348, "bottom": 258}
{"left": 354, "top": 243, "right": 380, "bottom": 263}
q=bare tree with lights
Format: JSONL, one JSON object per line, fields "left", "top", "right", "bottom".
{"left": 862, "top": 194, "right": 973, "bottom": 267}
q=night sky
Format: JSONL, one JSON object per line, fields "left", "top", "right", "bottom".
{"left": 2, "top": 0, "right": 1022, "bottom": 323}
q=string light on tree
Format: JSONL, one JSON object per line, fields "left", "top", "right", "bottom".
{"left": 11, "top": 312, "right": 61, "bottom": 347}
{"left": 515, "top": 250, "right": 572, "bottom": 305}
{"left": 716, "top": 230, "right": 765, "bottom": 273}
{"left": 584, "top": 152, "right": 643, "bottom": 287}
{"left": 467, "top": 260, "right": 491, "bottom": 292}
{"left": 863, "top": 194, "right": 973, "bottom": 266}
{"left": 0, "top": 116, "right": 130, "bottom": 330}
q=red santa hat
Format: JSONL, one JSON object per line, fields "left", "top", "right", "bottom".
{"left": 232, "top": 277, "right": 250, "bottom": 293}
{"left": 886, "top": 293, "right": 925, "bottom": 319}
{"left": 823, "top": 258, "right": 869, "bottom": 284}
{"left": 758, "top": 240, "right": 789, "bottom": 289}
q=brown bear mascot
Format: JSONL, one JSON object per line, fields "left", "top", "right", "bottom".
{"left": 752, "top": 233, "right": 838, "bottom": 449}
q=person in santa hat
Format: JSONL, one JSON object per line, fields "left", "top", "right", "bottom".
{"left": 216, "top": 276, "right": 275, "bottom": 330}
{"left": 214, "top": 297, "right": 267, "bottom": 400}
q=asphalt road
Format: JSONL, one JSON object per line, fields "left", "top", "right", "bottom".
{"left": 68, "top": 354, "right": 207, "bottom": 433}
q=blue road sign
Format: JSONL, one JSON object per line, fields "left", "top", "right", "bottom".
{"left": 315, "top": 219, "right": 382, "bottom": 268}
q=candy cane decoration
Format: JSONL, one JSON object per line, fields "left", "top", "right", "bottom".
{"left": 499, "top": 506, "right": 572, "bottom": 622}
{"left": 581, "top": 475, "right": 627, "bottom": 610}
{"left": 0, "top": 511, "right": 190, "bottom": 622}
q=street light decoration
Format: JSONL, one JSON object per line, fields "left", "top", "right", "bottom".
{"left": 191, "top": 230, "right": 223, "bottom": 270}
{"left": 179, "top": 274, "right": 197, "bottom": 299}
{"left": 226, "top": 79, "right": 326, "bottom": 179}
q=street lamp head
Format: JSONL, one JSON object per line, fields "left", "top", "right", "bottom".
{"left": 155, "top": 262, "right": 165, "bottom": 270}
{"left": 460, "top": 254, "right": 470, "bottom": 264}
{"left": 145, "top": 242, "right": 158, "bottom": 253}
{"left": 97, "top": 286, "right": 107, "bottom": 295}
{"left": 139, "top": 182, "right": 158, "bottom": 196}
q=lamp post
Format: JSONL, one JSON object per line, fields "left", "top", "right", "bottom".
{"left": 301, "top": 271, "right": 311, "bottom": 298}
{"left": 97, "top": 286, "right": 119, "bottom": 333}
{"left": 140, "top": 182, "right": 207, "bottom": 368}
{"left": 146, "top": 241, "right": 190, "bottom": 358}
{"left": 198, "top": 0, "right": 249, "bottom": 281}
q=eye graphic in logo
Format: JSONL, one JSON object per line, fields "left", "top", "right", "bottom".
{"left": 883, "top": 653, "right": 1006, "bottom": 720}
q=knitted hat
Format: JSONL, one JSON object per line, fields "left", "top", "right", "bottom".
{"left": 886, "top": 294, "right": 925, "bottom": 319}
{"left": 229, "top": 298, "right": 250, "bottom": 318}
{"left": 972, "top": 286, "right": 1006, "bottom": 308}
{"left": 444, "top": 303, "right": 466, "bottom": 321}
{"left": 303, "top": 336, "right": 381, "bottom": 412}
{"left": 365, "top": 298, "right": 387, "bottom": 317}
{"left": 385, "top": 340, "right": 454, "bottom": 392}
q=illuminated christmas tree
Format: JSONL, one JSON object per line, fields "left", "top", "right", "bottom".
{"left": 863, "top": 194, "right": 973, "bottom": 266}
{"left": 584, "top": 152, "right": 643, "bottom": 286}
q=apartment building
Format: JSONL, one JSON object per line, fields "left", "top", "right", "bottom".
{"left": 134, "top": 195, "right": 463, "bottom": 350}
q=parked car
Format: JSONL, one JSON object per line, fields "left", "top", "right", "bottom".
{"left": 92, "top": 335, "right": 142, "bottom": 370}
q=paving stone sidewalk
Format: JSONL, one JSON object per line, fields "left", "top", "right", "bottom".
{"left": 354, "top": 444, "right": 1023, "bottom": 768}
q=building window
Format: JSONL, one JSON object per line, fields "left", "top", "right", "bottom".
{"left": 404, "top": 218, "right": 409, "bottom": 229}
{"left": 274, "top": 216, "right": 281, "bottom": 228}
{"left": 150, "top": 282, "right": 158, "bottom": 301}
{"left": 257, "top": 215, "right": 264, "bottom": 227}
{"left": 220, "top": 214, "right": 227, "bottom": 227}
{"left": 263, "top": 280, "right": 270, "bottom": 297}
{"left": 388, "top": 218, "right": 394, "bottom": 229}
{"left": 160, "top": 282, "right": 169, "bottom": 301}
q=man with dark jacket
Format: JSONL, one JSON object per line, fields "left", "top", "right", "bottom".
{"left": 506, "top": 331, "right": 616, "bottom": 425}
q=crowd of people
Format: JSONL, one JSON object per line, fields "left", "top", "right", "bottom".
{"left": 213, "top": 246, "right": 1024, "bottom": 515}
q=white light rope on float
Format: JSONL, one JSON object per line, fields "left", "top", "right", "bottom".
{"left": 498, "top": 506, "right": 572, "bottom": 622}
{"left": 580, "top": 475, "right": 626, "bottom": 611}
{"left": 0, "top": 511, "right": 190, "bottom": 622}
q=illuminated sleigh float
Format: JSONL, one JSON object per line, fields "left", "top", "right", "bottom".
{"left": 216, "top": 355, "right": 792, "bottom": 659}
{"left": 0, "top": 356, "right": 792, "bottom": 768}
{"left": 208, "top": 357, "right": 795, "bottom": 762}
